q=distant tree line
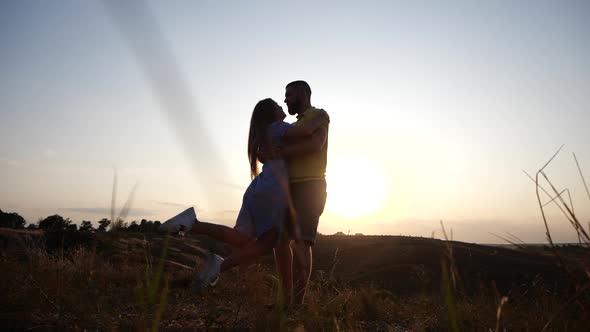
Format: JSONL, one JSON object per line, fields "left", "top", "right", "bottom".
{"left": 0, "top": 209, "right": 162, "bottom": 234}
{"left": 0, "top": 209, "right": 26, "bottom": 229}
{"left": 331, "top": 231, "right": 365, "bottom": 236}
{"left": 124, "top": 219, "right": 162, "bottom": 233}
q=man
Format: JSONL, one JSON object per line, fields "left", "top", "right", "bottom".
{"left": 274, "top": 80, "right": 329, "bottom": 305}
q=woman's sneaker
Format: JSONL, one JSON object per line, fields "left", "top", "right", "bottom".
{"left": 160, "top": 207, "right": 196, "bottom": 233}
{"left": 191, "top": 252, "right": 223, "bottom": 292}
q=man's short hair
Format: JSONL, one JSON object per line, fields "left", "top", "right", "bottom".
{"left": 286, "top": 80, "right": 312, "bottom": 98}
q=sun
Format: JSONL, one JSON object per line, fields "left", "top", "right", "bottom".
{"left": 325, "top": 157, "right": 386, "bottom": 219}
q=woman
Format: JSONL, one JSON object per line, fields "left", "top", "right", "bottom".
{"left": 160, "top": 98, "right": 328, "bottom": 291}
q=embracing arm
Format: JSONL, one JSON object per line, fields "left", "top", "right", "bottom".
{"left": 280, "top": 127, "right": 327, "bottom": 159}
{"left": 283, "top": 110, "right": 329, "bottom": 138}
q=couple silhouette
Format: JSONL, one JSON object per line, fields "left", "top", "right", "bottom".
{"left": 161, "top": 80, "right": 329, "bottom": 305}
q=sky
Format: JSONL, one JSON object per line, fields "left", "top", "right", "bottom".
{"left": 1, "top": 0, "right": 589, "bottom": 243}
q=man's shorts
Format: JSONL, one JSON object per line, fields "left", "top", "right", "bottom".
{"left": 285, "top": 179, "right": 327, "bottom": 245}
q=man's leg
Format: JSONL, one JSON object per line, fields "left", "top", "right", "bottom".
{"left": 289, "top": 180, "right": 326, "bottom": 305}
{"left": 274, "top": 238, "right": 293, "bottom": 305}
{"left": 292, "top": 241, "right": 312, "bottom": 305}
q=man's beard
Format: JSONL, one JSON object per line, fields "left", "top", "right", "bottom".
{"left": 288, "top": 100, "right": 302, "bottom": 115}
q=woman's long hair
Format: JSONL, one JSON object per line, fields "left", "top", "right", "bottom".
{"left": 247, "top": 98, "right": 278, "bottom": 179}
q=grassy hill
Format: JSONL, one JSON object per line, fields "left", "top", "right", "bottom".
{"left": 312, "top": 235, "right": 570, "bottom": 294}
{"left": 0, "top": 228, "right": 587, "bottom": 331}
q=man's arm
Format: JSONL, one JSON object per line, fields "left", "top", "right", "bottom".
{"left": 283, "top": 110, "right": 329, "bottom": 138}
{"left": 280, "top": 127, "right": 327, "bottom": 159}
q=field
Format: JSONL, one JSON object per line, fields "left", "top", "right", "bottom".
{"left": 0, "top": 228, "right": 588, "bottom": 331}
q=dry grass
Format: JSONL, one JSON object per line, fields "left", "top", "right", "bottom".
{"left": 0, "top": 228, "right": 588, "bottom": 331}
{"left": 528, "top": 148, "right": 590, "bottom": 331}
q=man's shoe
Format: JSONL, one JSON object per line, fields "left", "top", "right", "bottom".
{"left": 160, "top": 207, "right": 197, "bottom": 233}
{"left": 191, "top": 252, "right": 223, "bottom": 292}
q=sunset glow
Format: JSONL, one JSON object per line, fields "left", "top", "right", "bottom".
{"left": 325, "top": 157, "right": 386, "bottom": 219}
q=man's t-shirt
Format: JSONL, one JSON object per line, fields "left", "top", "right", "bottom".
{"left": 288, "top": 107, "right": 329, "bottom": 183}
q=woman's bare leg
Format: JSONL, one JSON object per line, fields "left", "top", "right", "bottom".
{"left": 220, "top": 228, "right": 278, "bottom": 272}
{"left": 189, "top": 221, "right": 251, "bottom": 248}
